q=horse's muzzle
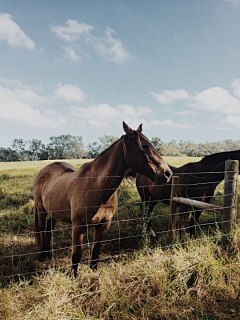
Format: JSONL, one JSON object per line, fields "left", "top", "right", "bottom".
{"left": 155, "top": 169, "right": 172, "bottom": 185}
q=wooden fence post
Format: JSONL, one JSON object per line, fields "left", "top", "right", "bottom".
{"left": 168, "top": 176, "right": 179, "bottom": 240}
{"left": 222, "top": 160, "right": 239, "bottom": 235}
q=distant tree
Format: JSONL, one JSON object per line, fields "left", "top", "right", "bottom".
{"left": 87, "top": 142, "right": 102, "bottom": 159}
{"left": 221, "top": 139, "right": 240, "bottom": 152}
{"left": 161, "top": 140, "right": 182, "bottom": 156}
{"left": 47, "top": 134, "right": 85, "bottom": 159}
{"left": 11, "top": 139, "right": 27, "bottom": 160}
{"left": 28, "top": 139, "right": 48, "bottom": 160}
{"left": 178, "top": 140, "right": 187, "bottom": 156}
{"left": 184, "top": 140, "right": 200, "bottom": 157}
{"left": 87, "top": 135, "right": 118, "bottom": 159}
{"left": 151, "top": 137, "right": 163, "bottom": 153}
{"left": 3, "top": 135, "right": 240, "bottom": 161}
{"left": 0, "top": 148, "right": 18, "bottom": 162}
{"left": 199, "top": 142, "right": 220, "bottom": 156}
{"left": 98, "top": 135, "right": 118, "bottom": 150}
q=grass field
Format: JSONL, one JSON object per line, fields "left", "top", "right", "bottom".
{"left": 1, "top": 157, "right": 240, "bottom": 319}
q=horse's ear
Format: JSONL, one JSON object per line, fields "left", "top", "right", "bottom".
{"left": 123, "top": 121, "right": 133, "bottom": 135}
{"left": 137, "top": 124, "right": 142, "bottom": 133}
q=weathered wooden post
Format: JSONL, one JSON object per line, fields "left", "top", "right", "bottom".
{"left": 222, "top": 160, "right": 239, "bottom": 235}
{"left": 168, "top": 176, "right": 179, "bottom": 240}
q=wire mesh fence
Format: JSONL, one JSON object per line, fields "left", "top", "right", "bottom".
{"left": 0, "top": 164, "right": 239, "bottom": 282}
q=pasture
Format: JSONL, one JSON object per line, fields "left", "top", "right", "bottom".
{"left": 1, "top": 157, "right": 240, "bottom": 319}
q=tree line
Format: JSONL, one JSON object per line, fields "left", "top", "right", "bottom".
{"left": 1, "top": 134, "right": 240, "bottom": 162}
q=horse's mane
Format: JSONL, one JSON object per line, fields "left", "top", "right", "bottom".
{"left": 92, "top": 130, "right": 151, "bottom": 162}
{"left": 92, "top": 136, "right": 122, "bottom": 161}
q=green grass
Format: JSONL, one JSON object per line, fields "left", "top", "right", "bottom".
{"left": 1, "top": 157, "right": 240, "bottom": 319}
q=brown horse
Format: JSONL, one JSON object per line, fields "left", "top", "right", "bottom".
{"left": 33, "top": 122, "right": 172, "bottom": 276}
{"left": 135, "top": 150, "right": 240, "bottom": 236}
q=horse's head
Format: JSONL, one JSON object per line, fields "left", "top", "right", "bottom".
{"left": 122, "top": 122, "right": 172, "bottom": 184}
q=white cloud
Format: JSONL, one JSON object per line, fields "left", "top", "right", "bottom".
{"left": 1, "top": 86, "right": 49, "bottom": 106}
{"left": 0, "top": 76, "right": 31, "bottom": 90}
{"left": 68, "top": 103, "right": 193, "bottom": 131}
{"left": 54, "top": 84, "right": 86, "bottom": 102}
{"left": 0, "top": 13, "right": 35, "bottom": 51}
{"left": 150, "top": 119, "right": 195, "bottom": 130}
{"left": 225, "top": 0, "right": 240, "bottom": 7}
{"left": 175, "top": 110, "right": 198, "bottom": 116}
{"left": 153, "top": 85, "right": 240, "bottom": 116}
{"left": 52, "top": 19, "right": 131, "bottom": 64}
{"left": 51, "top": 19, "right": 94, "bottom": 42}
{"left": 69, "top": 103, "right": 152, "bottom": 128}
{"left": 0, "top": 78, "right": 197, "bottom": 134}
{"left": 231, "top": 78, "right": 240, "bottom": 98}
{"left": 0, "top": 86, "right": 66, "bottom": 129}
{"left": 14, "top": 88, "right": 49, "bottom": 106}
{"left": 88, "top": 27, "right": 132, "bottom": 64}
{"left": 228, "top": 50, "right": 238, "bottom": 55}
{"left": 218, "top": 115, "right": 240, "bottom": 130}
{"left": 150, "top": 89, "right": 189, "bottom": 104}
{"left": 188, "top": 87, "right": 240, "bottom": 114}
{"left": 63, "top": 46, "right": 82, "bottom": 62}
{"left": 151, "top": 82, "right": 240, "bottom": 131}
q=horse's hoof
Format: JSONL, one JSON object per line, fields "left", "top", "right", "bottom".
{"left": 91, "top": 216, "right": 101, "bottom": 224}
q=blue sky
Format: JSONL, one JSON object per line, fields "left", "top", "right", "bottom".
{"left": 1, "top": 0, "right": 240, "bottom": 148}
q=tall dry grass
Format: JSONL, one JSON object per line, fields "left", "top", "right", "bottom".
{"left": 1, "top": 231, "right": 240, "bottom": 319}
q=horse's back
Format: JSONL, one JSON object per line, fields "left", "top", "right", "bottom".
{"left": 33, "top": 162, "right": 76, "bottom": 197}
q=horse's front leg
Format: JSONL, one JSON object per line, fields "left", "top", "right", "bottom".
{"left": 37, "top": 210, "right": 48, "bottom": 261}
{"left": 146, "top": 197, "right": 158, "bottom": 237}
{"left": 71, "top": 222, "right": 85, "bottom": 277}
{"left": 90, "top": 218, "right": 111, "bottom": 270}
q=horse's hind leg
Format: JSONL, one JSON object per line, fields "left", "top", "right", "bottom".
{"left": 90, "top": 219, "right": 111, "bottom": 270}
{"left": 45, "top": 216, "right": 57, "bottom": 259}
{"left": 34, "top": 205, "right": 48, "bottom": 261}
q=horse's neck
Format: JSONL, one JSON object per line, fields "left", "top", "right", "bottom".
{"left": 77, "top": 138, "right": 127, "bottom": 196}
{"left": 182, "top": 159, "right": 225, "bottom": 183}
{"left": 208, "top": 151, "right": 240, "bottom": 167}
{"left": 200, "top": 155, "right": 232, "bottom": 174}
{"left": 93, "top": 138, "right": 127, "bottom": 177}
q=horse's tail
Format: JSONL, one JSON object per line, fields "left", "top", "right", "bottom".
{"left": 34, "top": 202, "right": 41, "bottom": 250}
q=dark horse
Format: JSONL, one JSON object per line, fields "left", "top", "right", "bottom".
{"left": 33, "top": 122, "right": 172, "bottom": 276}
{"left": 135, "top": 150, "right": 240, "bottom": 236}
